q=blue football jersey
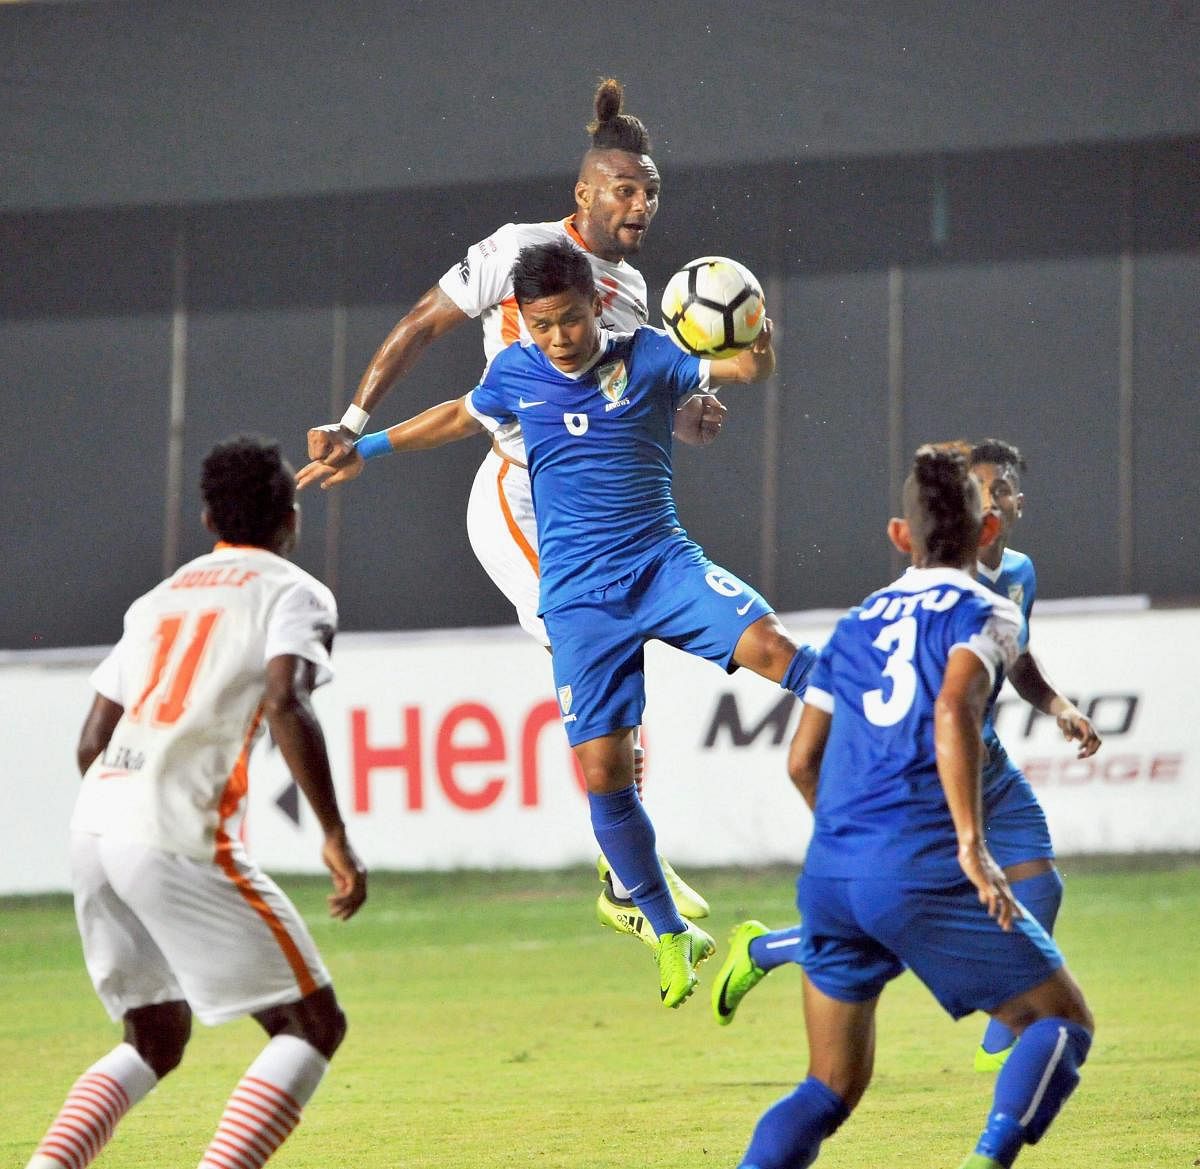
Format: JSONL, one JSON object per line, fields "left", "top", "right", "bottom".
{"left": 803, "top": 566, "right": 1023, "bottom": 882}
{"left": 977, "top": 547, "right": 1037, "bottom": 785}
{"left": 466, "top": 327, "right": 707, "bottom": 613}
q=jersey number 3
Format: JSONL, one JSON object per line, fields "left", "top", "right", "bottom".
{"left": 129, "top": 610, "right": 223, "bottom": 726}
{"left": 863, "top": 616, "right": 918, "bottom": 726}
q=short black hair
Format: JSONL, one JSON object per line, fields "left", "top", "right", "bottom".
{"left": 904, "top": 443, "right": 981, "bottom": 566}
{"left": 587, "top": 77, "right": 651, "bottom": 154}
{"left": 512, "top": 239, "right": 596, "bottom": 306}
{"left": 970, "top": 437, "right": 1027, "bottom": 475}
{"left": 200, "top": 435, "right": 294, "bottom": 547}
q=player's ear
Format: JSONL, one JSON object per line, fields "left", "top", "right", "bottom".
{"left": 592, "top": 292, "right": 603, "bottom": 317}
{"left": 201, "top": 507, "right": 219, "bottom": 536}
{"left": 978, "top": 510, "right": 1002, "bottom": 550}
{"left": 1015, "top": 491, "right": 1025, "bottom": 519}
{"left": 575, "top": 178, "right": 591, "bottom": 211}
{"left": 887, "top": 517, "right": 912, "bottom": 554}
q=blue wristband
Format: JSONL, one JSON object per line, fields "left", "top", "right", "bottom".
{"left": 355, "top": 431, "right": 393, "bottom": 460}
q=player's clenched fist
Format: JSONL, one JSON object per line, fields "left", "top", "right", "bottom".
{"left": 307, "top": 423, "right": 357, "bottom": 466}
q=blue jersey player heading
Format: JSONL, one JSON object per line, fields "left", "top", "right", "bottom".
{"left": 735, "top": 444, "right": 1095, "bottom": 1169}
{"left": 467, "top": 321, "right": 708, "bottom": 614}
{"left": 297, "top": 237, "right": 820, "bottom": 1012}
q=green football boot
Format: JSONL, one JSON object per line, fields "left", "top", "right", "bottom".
{"left": 657, "top": 921, "right": 716, "bottom": 1009}
{"left": 712, "top": 920, "right": 769, "bottom": 1025}
{"left": 973, "top": 1044, "right": 1013, "bottom": 1073}
{"left": 595, "top": 874, "right": 658, "bottom": 950}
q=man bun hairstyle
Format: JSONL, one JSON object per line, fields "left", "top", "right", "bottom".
{"left": 512, "top": 238, "right": 596, "bottom": 306}
{"left": 201, "top": 434, "right": 294, "bottom": 548}
{"left": 905, "top": 443, "right": 981, "bottom": 566}
{"left": 587, "top": 77, "right": 651, "bottom": 154}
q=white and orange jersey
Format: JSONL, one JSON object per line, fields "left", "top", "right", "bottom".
{"left": 71, "top": 544, "right": 336, "bottom": 862}
{"left": 438, "top": 216, "right": 649, "bottom": 463}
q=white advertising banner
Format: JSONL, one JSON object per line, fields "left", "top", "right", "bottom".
{"left": 3, "top": 606, "right": 1197, "bottom": 895}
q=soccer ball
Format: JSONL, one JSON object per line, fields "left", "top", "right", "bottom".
{"left": 660, "top": 256, "right": 765, "bottom": 359}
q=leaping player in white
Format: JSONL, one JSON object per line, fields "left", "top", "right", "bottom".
{"left": 24, "top": 435, "right": 366, "bottom": 1169}
{"left": 307, "top": 77, "right": 718, "bottom": 943}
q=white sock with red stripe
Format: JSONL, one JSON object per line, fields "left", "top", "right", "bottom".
{"left": 26, "top": 1043, "right": 158, "bottom": 1169}
{"left": 197, "top": 1034, "right": 329, "bottom": 1169}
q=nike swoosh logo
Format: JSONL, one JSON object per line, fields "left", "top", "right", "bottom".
{"left": 715, "top": 971, "right": 736, "bottom": 1017}
{"left": 736, "top": 599, "right": 753, "bottom": 616}
{"left": 97, "top": 769, "right": 130, "bottom": 780}
{"left": 518, "top": 397, "right": 547, "bottom": 408}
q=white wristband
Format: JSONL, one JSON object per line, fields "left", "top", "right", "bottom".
{"left": 340, "top": 404, "right": 370, "bottom": 435}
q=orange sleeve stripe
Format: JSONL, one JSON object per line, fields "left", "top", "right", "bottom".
{"left": 499, "top": 296, "right": 521, "bottom": 346}
{"left": 214, "top": 704, "right": 319, "bottom": 1000}
{"left": 496, "top": 459, "right": 539, "bottom": 574}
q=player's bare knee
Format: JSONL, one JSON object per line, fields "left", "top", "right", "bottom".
{"left": 307, "top": 1000, "right": 348, "bottom": 1058}
{"left": 256, "top": 986, "right": 347, "bottom": 1060}
{"left": 123, "top": 1000, "right": 192, "bottom": 1078}
{"left": 734, "top": 617, "right": 797, "bottom": 681}
{"left": 1064, "top": 986, "right": 1094, "bottom": 1035}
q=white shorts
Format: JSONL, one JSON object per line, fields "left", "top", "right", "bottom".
{"left": 71, "top": 832, "right": 331, "bottom": 1026}
{"left": 466, "top": 448, "right": 548, "bottom": 646}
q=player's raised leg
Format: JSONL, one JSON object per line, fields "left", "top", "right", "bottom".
{"left": 576, "top": 728, "right": 714, "bottom": 1006}
{"left": 596, "top": 728, "right": 710, "bottom": 940}
{"left": 467, "top": 448, "right": 709, "bottom": 937}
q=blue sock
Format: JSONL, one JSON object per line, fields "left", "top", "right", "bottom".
{"left": 980, "top": 869, "right": 1065, "bottom": 1054}
{"left": 780, "top": 645, "right": 819, "bottom": 699}
{"left": 975, "top": 1017, "right": 1092, "bottom": 1167}
{"left": 750, "top": 925, "right": 805, "bottom": 972}
{"left": 587, "top": 785, "right": 684, "bottom": 937}
{"left": 740, "top": 1076, "right": 849, "bottom": 1169}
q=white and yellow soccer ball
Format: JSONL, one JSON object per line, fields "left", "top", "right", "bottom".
{"left": 660, "top": 256, "right": 766, "bottom": 359}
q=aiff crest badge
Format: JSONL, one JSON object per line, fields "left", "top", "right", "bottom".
{"left": 597, "top": 360, "right": 628, "bottom": 403}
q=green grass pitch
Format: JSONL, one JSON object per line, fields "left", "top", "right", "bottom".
{"left": 2, "top": 860, "right": 1197, "bottom": 1167}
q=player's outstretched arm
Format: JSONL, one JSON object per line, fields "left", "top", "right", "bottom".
{"left": 707, "top": 318, "right": 776, "bottom": 386}
{"left": 298, "top": 397, "right": 487, "bottom": 492}
{"left": 77, "top": 694, "right": 124, "bottom": 775}
{"left": 787, "top": 702, "right": 832, "bottom": 812}
{"left": 309, "top": 286, "right": 472, "bottom": 469}
{"left": 1008, "top": 649, "right": 1102, "bottom": 759}
{"left": 935, "top": 648, "right": 1019, "bottom": 931}
{"left": 264, "top": 654, "right": 367, "bottom": 920}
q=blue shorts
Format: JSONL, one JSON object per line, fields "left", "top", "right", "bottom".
{"left": 797, "top": 871, "right": 1064, "bottom": 1019}
{"left": 543, "top": 539, "right": 772, "bottom": 746}
{"left": 984, "top": 759, "right": 1054, "bottom": 869}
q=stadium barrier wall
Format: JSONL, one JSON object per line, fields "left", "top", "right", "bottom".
{"left": 3, "top": 605, "right": 1197, "bottom": 895}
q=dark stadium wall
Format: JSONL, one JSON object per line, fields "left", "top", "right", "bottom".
{"left": 3, "top": 1, "right": 1198, "bottom": 211}
{"left": 2, "top": 2, "right": 1198, "bottom": 649}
